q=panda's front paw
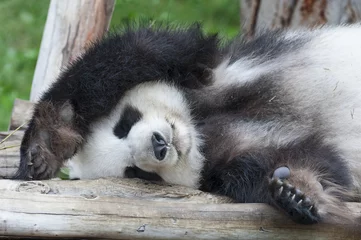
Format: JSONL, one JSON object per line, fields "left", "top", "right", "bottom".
{"left": 13, "top": 101, "right": 82, "bottom": 180}
{"left": 14, "top": 129, "right": 64, "bottom": 180}
{"left": 269, "top": 166, "right": 320, "bottom": 224}
{"left": 21, "top": 143, "right": 61, "bottom": 180}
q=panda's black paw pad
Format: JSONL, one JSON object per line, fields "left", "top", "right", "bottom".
{"left": 269, "top": 167, "right": 320, "bottom": 224}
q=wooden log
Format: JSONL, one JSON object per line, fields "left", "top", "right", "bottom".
{"left": 0, "top": 131, "right": 23, "bottom": 179}
{"left": 0, "top": 144, "right": 19, "bottom": 178}
{"left": 0, "top": 131, "right": 24, "bottom": 142}
{"left": 30, "top": 0, "right": 115, "bottom": 102}
{"left": 2, "top": 100, "right": 31, "bottom": 178}
{"left": 8, "top": 98, "right": 34, "bottom": 131}
{"left": 240, "top": 0, "right": 361, "bottom": 37}
{"left": 0, "top": 178, "right": 360, "bottom": 240}
{"left": 0, "top": 178, "right": 231, "bottom": 203}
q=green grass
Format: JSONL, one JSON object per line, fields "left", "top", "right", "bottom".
{"left": 0, "top": 0, "right": 240, "bottom": 130}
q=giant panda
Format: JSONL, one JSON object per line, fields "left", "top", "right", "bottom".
{"left": 14, "top": 23, "right": 361, "bottom": 226}
{"left": 14, "top": 22, "right": 218, "bottom": 179}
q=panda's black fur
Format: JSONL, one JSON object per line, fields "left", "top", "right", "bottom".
{"left": 14, "top": 22, "right": 361, "bottom": 226}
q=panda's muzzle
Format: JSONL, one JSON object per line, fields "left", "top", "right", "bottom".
{"left": 151, "top": 132, "right": 169, "bottom": 161}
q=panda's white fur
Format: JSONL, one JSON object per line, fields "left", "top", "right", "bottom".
{"left": 69, "top": 82, "right": 204, "bottom": 188}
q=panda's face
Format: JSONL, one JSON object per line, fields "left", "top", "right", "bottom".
{"left": 68, "top": 82, "right": 204, "bottom": 188}
{"left": 116, "top": 82, "right": 194, "bottom": 172}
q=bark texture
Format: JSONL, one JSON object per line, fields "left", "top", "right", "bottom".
{"left": 240, "top": 0, "right": 361, "bottom": 37}
{"left": 30, "top": 0, "right": 115, "bottom": 102}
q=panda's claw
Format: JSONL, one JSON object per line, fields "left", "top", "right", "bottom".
{"left": 269, "top": 167, "right": 320, "bottom": 224}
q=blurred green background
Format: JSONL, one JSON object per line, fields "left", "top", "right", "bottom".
{"left": 0, "top": 0, "right": 240, "bottom": 130}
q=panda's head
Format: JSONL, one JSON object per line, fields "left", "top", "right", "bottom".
{"left": 68, "top": 81, "right": 204, "bottom": 188}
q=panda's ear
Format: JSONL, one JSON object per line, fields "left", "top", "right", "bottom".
{"left": 181, "top": 63, "right": 214, "bottom": 89}
{"left": 182, "top": 33, "right": 220, "bottom": 89}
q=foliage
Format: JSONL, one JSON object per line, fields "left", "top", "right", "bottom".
{"left": 0, "top": 0, "right": 240, "bottom": 130}
{"left": 0, "top": 0, "right": 49, "bottom": 130}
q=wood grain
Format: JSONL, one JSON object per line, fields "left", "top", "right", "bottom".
{"left": 30, "top": 0, "right": 115, "bottom": 102}
{"left": 0, "top": 130, "right": 22, "bottom": 179}
{"left": 8, "top": 98, "right": 34, "bottom": 131}
{"left": 0, "top": 178, "right": 360, "bottom": 239}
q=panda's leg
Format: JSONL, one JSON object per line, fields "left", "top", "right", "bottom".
{"left": 200, "top": 154, "right": 273, "bottom": 205}
{"left": 269, "top": 166, "right": 353, "bottom": 224}
{"left": 13, "top": 101, "right": 83, "bottom": 180}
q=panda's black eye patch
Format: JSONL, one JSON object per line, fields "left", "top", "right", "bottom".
{"left": 113, "top": 105, "right": 142, "bottom": 139}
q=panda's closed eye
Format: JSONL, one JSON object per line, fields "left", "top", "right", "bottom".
{"left": 113, "top": 105, "right": 142, "bottom": 139}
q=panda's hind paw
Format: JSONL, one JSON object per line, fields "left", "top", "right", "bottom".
{"left": 269, "top": 167, "right": 320, "bottom": 224}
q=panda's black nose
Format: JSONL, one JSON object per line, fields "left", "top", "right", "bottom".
{"left": 151, "top": 132, "right": 168, "bottom": 161}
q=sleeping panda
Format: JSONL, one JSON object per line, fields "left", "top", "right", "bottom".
{"left": 14, "top": 23, "right": 361, "bottom": 226}
{"left": 14, "top": 23, "right": 218, "bottom": 179}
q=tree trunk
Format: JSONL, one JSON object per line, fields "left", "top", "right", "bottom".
{"left": 30, "top": 0, "right": 115, "bottom": 102}
{"left": 240, "top": 0, "right": 361, "bottom": 37}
